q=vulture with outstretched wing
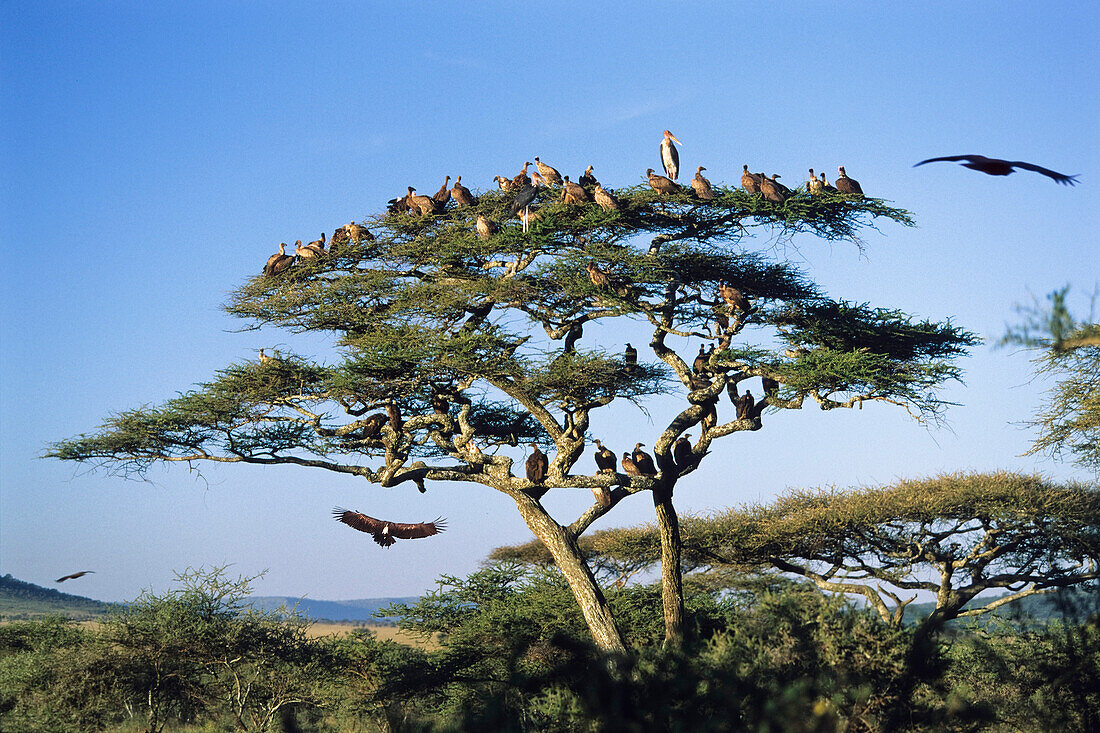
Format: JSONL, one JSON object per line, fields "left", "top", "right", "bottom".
{"left": 56, "top": 571, "right": 95, "bottom": 583}
{"left": 333, "top": 508, "right": 446, "bottom": 548}
{"left": 913, "top": 154, "right": 1078, "bottom": 185}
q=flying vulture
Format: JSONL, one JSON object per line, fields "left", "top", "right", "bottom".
{"left": 593, "top": 439, "right": 617, "bottom": 473}
{"left": 526, "top": 442, "right": 549, "bottom": 484}
{"left": 333, "top": 508, "right": 446, "bottom": 548}
{"left": 631, "top": 443, "right": 658, "bottom": 476}
{"left": 913, "top": 155, "right": 1078, "bottom": 185}
{"left": 647, "top": 168, "right": 679, "bottom": 196}
{"left": 56, "top": 570, "right": 94, "bottom": 583}
{"left": 534, "top": 157, "right": 563, "bottom": 186}
{"left": 691, "top": 166, "right": 714, "bottom": 199}
{"left": 834, "top": 166, "right": 863, "bottom": 195}
{"left": 660, "top": 129, "right": 682, "bottom": 180}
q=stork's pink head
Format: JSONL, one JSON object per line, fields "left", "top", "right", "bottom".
{"left": 663, "top": 130, "right": 682, "bottom": 145}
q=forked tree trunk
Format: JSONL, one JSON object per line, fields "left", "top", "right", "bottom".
{"left": 514, "top": 496, "right": 627, "bottom": 653}
{"left": 653, "top": 493, "right": 685, "bottom": 646}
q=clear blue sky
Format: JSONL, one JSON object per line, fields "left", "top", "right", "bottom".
{"left": 2, "top": 2, "right": 1097, "bottom": 603}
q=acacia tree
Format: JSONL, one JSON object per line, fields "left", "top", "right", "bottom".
{"left": 49, "top": 170, "right": 975, "bottom": 651}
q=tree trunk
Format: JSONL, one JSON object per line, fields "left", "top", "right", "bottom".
{"left": 514, "top": 496, "right": 627, "bottom": 653}
{"left": 654, "top": 493, "right": 685, "bottom": 647}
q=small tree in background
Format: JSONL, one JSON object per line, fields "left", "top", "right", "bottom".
{"left": 49, "top": 170, "right": 976, "bottom": 649}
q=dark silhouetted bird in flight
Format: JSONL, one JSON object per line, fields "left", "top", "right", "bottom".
{"left": 914, "top": 155, "right": 1078, "bottom": 185}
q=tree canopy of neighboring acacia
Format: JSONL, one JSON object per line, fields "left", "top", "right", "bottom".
{"left": 49, "top": 171, "right": 977, "bottom": 651}
{"left": 495, "top": 471, "right": 1100, "bottom": 634}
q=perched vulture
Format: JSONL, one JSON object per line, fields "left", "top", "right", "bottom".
{"left": 660, "top": 129, "right": 682, "bottom": 180}
{"left": 526, "top": 442, "right": 549, "bottom": 484}
{"left": 451, "top": 176, "right": 477, "bottom": 208}
{"left": 476, "top": 214, "right": 497, "bottom": 241}
{"left": 345, "top": 221, "right": 372, "bottom": 242}
{"left": 807, "top": 169, "right": 824, "bottom": 195}
{"left": 386, "top": 402, "right": 403, "bottom": 432}
{"left": 593, "top": 184, "right": 619, "bottom": 211}
{"left": 834, "top": 166, "right": 863, "bottom": 195}
{"left": 591, "top": 486, "right": 612, "bottom": 508}
{"left": 586, "top": 261, "right": 611, "bottom": 288}
{"left": 512, "top": 161, "right": 532, "bottom": 189}
{"left": 534, "top": 157, "right": 563, "bottom": 186}
{"left": 741, "top": 164, "right": 762, "bottom": 194}
{"left": 646, "top": 168, "right": 679, "bottom": 196}
{"left": 713, "top": 309, "right": 730, "bottom": 335}
{"left": 736, "top": 390, "right": 755, "bottom": 420}
{"left": 494, "top": 175, "right": 515, "bottom": 192}
{"left": 913, "top": 155, "right": 1078, "bottom": 185}
{"left": 620, "top": 452, "right": 642, "bottom": 476}
{"left": 631, "top": 443, "right": 658, "bottom": 476}
{"left": 579, "top": 165, "right": 598, "bottom": 188}
{"left": 516, "top": 208, "right": 541, "bottom": 228}
{"left": 623, "top": 343, "right": 638, "bottom": 373}
{"left": 562, "top": 176, "right": 592, "bottom": 204}
{"left": 432, "top": 176, "right": 452, "bottom": 206}
{"left": 719, "top": 282, "right": 751, "bottom": 313}
{"left": 691, "top": 166, "right": 714, "bottom": 199}
{"left": 759, "top": 174, "right": 789, "bottom": 204}
{"left": 430, "top": 393, "right": 449, "bottom": 414}
{"left": 672, "top": 435, "right": 693, "bottom": 470}
{"left": 55, "top": 570, "right": 94, "bottom": 583}
{"left": 360, "top": 412, "right": 387, "bottom": 438}
{"left": 264, "top": 242, "right": 294, "bottom": 276}
{"left": 258, "top": 348, "right": 274, "bottom": 364}
{"left": 593, "top": 439, "right": 617, "bottom": 473}
{"left": 387, "top": 194, "right": 411, "bottom": 213}
{"left": 693, "top": 344, "right": 714, "bottom": 374}
{"left": 296, "top": 240, "right": 324, "bottom": 260}
{"left": 407, "top": 187, "right": 436, "bottom": 216}
{"left": 307, "top": 232, "right": 326, "bottom": 251}
{"left": 819, "top": 171, "right": 837, "bottom": 193}
{"left": 333, "top": 508, "right": 446, "bottom": 548}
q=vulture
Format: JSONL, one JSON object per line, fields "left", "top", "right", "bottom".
{"left": 713, "top": 309, "right": 730, "bottom": 335}
{"left": 534, "top": 157, "right": 563, "bottom": 186}
{"left": 646, "top": 168, "right": 679, "bottom": 196}
{"left": 360, "top": 413, "right": 387, "bottom": 438}
{"left": 631, "top": 443, "right": 658, "bottom": 476}
{"left": 592, "top": 485, "right": 612, "bottom": 508}
{"left": 430, "top": 393, "right": 449, "bottom": 414}
{"left": 451, "top": 176, "right": 477, "bottom": 208}
{"left": 736, "top": 390, "right": 755, "bottom": 420}
{"left": 834, "top": 166, "right": 863, "bottom": 195}
{"left": 741, "top": 164, "right": 762, "bottom": 193}
{"left": 691, "top": 166, "right": 714, "bottom": 199}
{"left": 623, "top": 343, "right": 638, "bottom": 373}
{"left": 296, "top": 240, "right": 324, "bottom": 260}
{"left": 330, "top": 225, "right": 350, "bottom": 249}
{"left": 913, "top": 154, "right": 1079, "bottom": 185}
{"left": 55, "top": 570, "right": 94, "bottom": 583}
{"left": 345, "top": 221, "right": 372, "bottom": 242}
{"left": 562, "top": 176, "right": 591, "bottom": 204}
{"left": 494, "top": 175, "right": 515, "bottom": 192}
{"left": 432, "top": 176, "right": 452, "bottom": 206}
{"left": 333, "top": 508, "right": 445, "bottom": 548}
{"left": 387, "top": 194, "right": 411, "bottom": 213}
{"left": 476, "top": 214, "right": 497, "bottom": 241}
{"left": 719, "top": 282, "right": 751, "bottom": 313}
{"left": 579, "top": 165, "right": 598, "bottom": 188}
{"left": 512, "top": 161, "right": 532, "bottom": 189}
{"left": 264, "top": 242, "right": 294, "bottom": 276}
{"left": 386, "top": 401, "right": 403, "bottom": 432}
{"left": 759, "top": 174, "right": 789, "bottom": 204}
{"left": 819, "top": 171, "right": 837, "bottom": 193}
{"left": 620, "top": 452, "right": 642, "bottom": 476}
{"left": 693, "top": 344, "right": 713, "bottom": 374}
{"left": 526, "top": 442, "right": 549, "bottom": 484}
{"left": 516, "top": 208, "right": 541, "bottom": 228}
{"left": 586, "top": 261, "right": 611, "bottom": 288}
{"left": 258, "top": 348, "right": 274, "bottom": 364}
{"left": 672, "top": 435, "right": 692, "bottom": 470}
{"left": 307, "top": 232, "right": 326, "bottom": 252}
{"left": 407, "top": 187, "right": 435, "bottom": 216}
{"left": 660, "top": 129, "right": 682, "bottom": 180}
{"left": 593, "top": 184, "right": 619, "bottom": 211}
{"left": 593, "top": 439, "right": 617, "bottom": 473}
{"left": 807, "top": 169, "right": 824, "bottom": 195}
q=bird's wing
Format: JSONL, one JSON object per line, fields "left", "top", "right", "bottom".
{"left": 389, "top": 518, "right": 447, "bottom": 539}
{"left": 333, "top": 508, "right": 387, "bottom": 534}
{"left": 1006, "top": 161, "right": 1080, "bottom": 185}
{"left": 913, "top": 155, "right": 980, "bottom": 167}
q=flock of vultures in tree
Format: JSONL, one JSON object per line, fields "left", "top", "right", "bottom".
{"left": 254, "top": 132, "right": 1077, "bottom": 549}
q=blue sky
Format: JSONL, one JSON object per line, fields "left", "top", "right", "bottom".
{"left": 2, "top": 2, "right": 1098, "bottom": 603}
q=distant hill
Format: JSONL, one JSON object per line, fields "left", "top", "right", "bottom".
{"left": 247, "top": 595, "right": 420, "bottom": 623}
{"left": 900, "top": 584, "right": 1099, "bottom": 626}
{"left": 0, "top": 574, "right": 117, "bottom": 620}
